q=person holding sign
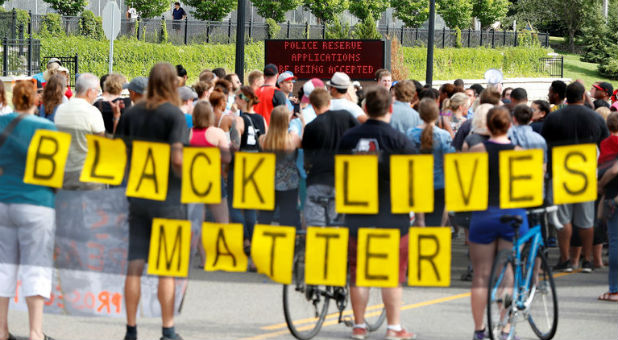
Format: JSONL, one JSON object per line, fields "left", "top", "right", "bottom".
{"left": 337, "top": 87, "right": 417, "bottom": 340}
{"left": 467, "top": 107, "right": 529, "bottom": 340}
{"left": 0, "top": 81, "right": 57, "bottom": 340}
{"left": 542, "top": 81, "right": 609, "bottom": 273}
{"left": 114, "top": 63, "right": 187, "bottom": 340}
{"left": 257, "top": 106, "right": 301, "bottom": 228}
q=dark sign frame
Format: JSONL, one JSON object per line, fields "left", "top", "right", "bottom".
{"left": 264, "top": 39, "right": 390, "bottom": 81}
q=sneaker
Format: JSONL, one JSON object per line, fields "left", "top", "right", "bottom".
{"left": 499, "top": 331, "right": 520, "bottom": 340}
{"left": 351, "top": 327, "right": 368, "bottom": 340}
{"left": 472, "top": 329, "right": 489, "bottom": 340}
{"left": 160, "top": 334, "right": 183, "bottom": 340}
{"left": 552, "top": 259, "right": 573, "bottom": 273}
{"left": 123, "top": 335, "right": 137, "bottom": 340}
{"left": 581, "top": 260, "right": 593, "bottom": 273}
{"left": 385, "top": 328, "right": 417, "bottom": 340}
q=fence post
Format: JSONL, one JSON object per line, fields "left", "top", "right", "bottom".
{"left": 27, "top": 36, "right": 32, "bottom": 76}
{"left": 415, "top": 27, "right": 418, "bottom": 41}
{"left": 28, "top": 11, "right": 32, "bottom": 36}
{"left": 480, "top": 29, "right": 484, "bottom": 46}
{"left": 322, "top": 23, "right": 326, "bottom": 39}
{"left": 545, "top": 33, "right": 549, "bottom": 47}
{"left": 560, "top": 56, "right": 564, "bottom": 78}
{"left": 514, "top": 29, "right": 518, "bottom": 47}
{"left": 442, "top": 27, "right": 446, "bottom": 48}
{"left": 75, "top": 53, "right": 79, "bottom": 78}
{"left": 467, "top": 28, "right": 471, "bottom": 47}
{"left": 11, "top": 9, "right": 17, "bottom": 39}
{"left": 206, "top": 24, "right": 210, "bottom": 43}
{"left": 287, "top": 20, "right": 290, "bottom": 38}
{"left": 249, "top": 19, "right": 253, "bottom": 40}
{"left": 491, "top": 29, "right": 495, "bottom": 48}
{"left": 503, "top": 29, "right": 506, "bottom": 46}
{"left": 3, "top": 37, "right": 8, "bottom": 76}
{"left": 228, "top": 20, "right": 232, "bottom": 44}
{"left": 184, "top": 17, "right": 188, "bottom": 45}
{"left": 400, "top": 25, "right": 404, "bottom": 44}
{"left": 136, "top": 19, "right": 141, "bottom": 40}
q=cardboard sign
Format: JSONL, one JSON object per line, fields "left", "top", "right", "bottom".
{"left": 232, "top": 152, "right": 276, "bottom": 210}
{"left": 552, "top": 144, "right": 597, "bottom": 204}
{"left": 181, "top": 147, "right": 221, "bottom": 204}
{"left": 305, "top": 227, "right": 348, "bottom": 287}
{"left": 202, "top": 222, "right": 248, "bottom": 272}
{"left": 355, "top": 228, "right": 400, "bottom": 288}
{"left": 444, "top": 152, "right": 488, "bottom": 212}
{"left": 499, "top": 149, "right": 544, "bottom": 209}
{"left": 251, "top": 224, "right": 295, "bottom": 284}
{"left": 147, "top": 218, "right": 192, "bottom": 277}
{"left": 408, "top": 227, "right": 451, "bottom": 287}
{"left": 390, "top": 154, "right": 434, "bottom": 213}
{"left": 23, "top": 129, "right": 72, "bottom": 188}
{"left": 126, "top": 141, "right": 170, "bottom": 201}
{"left": 335, "top": 155, "right": 379, "bottom": 214}
{"left": 80, "top": 135, "right": 127, "bottom": 185}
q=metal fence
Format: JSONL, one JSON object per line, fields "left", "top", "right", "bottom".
{"left": 1, "top": 9, "right": 550, "bottom": 48}
{"left": 538, "top": 57, "right": 564, "bottom": 78}
{"left": 1, "top": 38, "right": 41, "bottom": 76}
{"left": 42, "top": 55, "right": 79, "bottom": 86}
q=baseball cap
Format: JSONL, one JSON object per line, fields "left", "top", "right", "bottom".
{"left": 326, "top": 72, "right": 352, "bottom": 90}
{"left": 178, "top": 86, "right": 197, "bottom": 101}
{"left": 47, "top": 57, "right": 62, "bottom": 67}
{"left": 123, "top": 76, "right": 148, "bottom": 94}
{"left": 277, "top": 71, "right": 296, "bottom": 85}
{"left": 301, "top": 78, "right": 325, "bottom": 104}
{"left": 264, "top": 64, "right": 278, "bottom": 77}
{"left": 595, "top": 82, "right": 614, "bottom": 97}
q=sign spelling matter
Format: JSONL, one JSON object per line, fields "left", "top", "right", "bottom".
{"left": 265, "top": 39, "right": 386, "bottom": 80}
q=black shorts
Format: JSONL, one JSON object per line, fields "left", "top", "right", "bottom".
{"left": 128, "top": 202, "right": 187, "bottom": 261}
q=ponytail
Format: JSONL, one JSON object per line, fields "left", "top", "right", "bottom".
{"left": 418, "top": 98, "right": 440, "bottom": 152}
{"left": 421, "top": 123, "right": 434, "bottom": 152}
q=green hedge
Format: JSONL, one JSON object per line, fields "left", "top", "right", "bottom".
{"left": 41, "top": 37, "right": 551, "bottom": 82}
{"left": 40, "top": 37, "right": 264, "bottom": 83}
{"left": 402, "top": 46, "right": 551, "bottom": 80}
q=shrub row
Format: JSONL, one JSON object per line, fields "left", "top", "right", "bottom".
{"left": 40, "top": 37, "right": 551, "bottom": 82}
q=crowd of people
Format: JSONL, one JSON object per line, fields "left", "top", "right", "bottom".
{"left": 0, "top": 59, "right": 616, "bottom": 340}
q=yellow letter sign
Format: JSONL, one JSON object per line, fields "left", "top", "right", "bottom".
{"left": 251, "top": 224, "right": 295, "bottom": 284}
{"left": 305, "top": 227, "right": 348, "bottom": 287}
{"left": 126, "top": 141, "right": 170, "bottom": 201}
{"left": 233, "top": 152, "right": 275, "bottom": 210}
{"left": 335, "top": 155, "right": 378, "bottom": 214}
{"left": 147, "top": 218, "right": 191, "bottom": 277}
{"left": 80, "top": 135, "right": 127, "bottom": 185}
{"left": 408, "top": 227, "right": 451, "bottom": 287}
{"left": 499, "top": 149, "right": 544, "bottom": 209}
{"left": 444, "top": 152, "right": 488, "bottom": 212}
{"left": 356, "top": 228, "right": 400, "bottom": 288}
{"left": 552, "top": 144, "right": 597, "bottom": 204}
{"left": 181, "top": 147, "right": 221, "bottom": 204}
{"left": 23, "top": 129, "right": 71, "bottom": 188}
{"left": 202, "top": 222, "right": 247, "bottom": 272}
{"left": 390, "top": 154, "right": 434, "bottom": 213}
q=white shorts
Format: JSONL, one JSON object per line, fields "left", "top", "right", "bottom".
{"left": 0, "top": 203, "right": 55, "bottom": 298}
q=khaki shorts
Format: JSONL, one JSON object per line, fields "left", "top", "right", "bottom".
{"left": 558, "top": 201, "right": 595, "bottom": 229}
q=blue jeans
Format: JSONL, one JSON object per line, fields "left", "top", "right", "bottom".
{"left": 227, "top": 168, "right": 256, "bottom": 241}
{"left": 606, "top": 199, "right": 618, "bottom": 293}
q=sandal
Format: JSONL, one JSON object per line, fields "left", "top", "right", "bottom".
{"left": 598, "top": 292, "right": 618, "bottom": 302}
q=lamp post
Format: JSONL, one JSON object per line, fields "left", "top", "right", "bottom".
{"left": 235, "top": 0, "right": 246, "bottom": 80}
{"left": 425, "top": 0, "right": 436, "bottom": 86}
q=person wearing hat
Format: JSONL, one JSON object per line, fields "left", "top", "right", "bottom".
{"left": 178, "top": 86, "right": 198, "bottom": 128}
{"left": 301, "top": 78, "right": 325, "bottom": 124}
{"left": 327, "top": 72, "right": 367, "bottom": 123}
{"left": 32, "top": 58, "right": 62, "bottom": 86}
{"left": 593, "top": 81, "right": 614, "bottom": 105}
{"left": 276, "top": 71, "right": 297, "bottom": 112}
{"left": 254, "top": 64, "right": 288, "bottom": 125}
{"left": 124, "top": 76, "right": 148, "bottom": 104}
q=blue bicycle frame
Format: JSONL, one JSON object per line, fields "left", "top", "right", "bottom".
{"left": 513, "top": 225, "right": 544, "bottom": 310}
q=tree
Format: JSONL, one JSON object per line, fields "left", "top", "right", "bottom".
{"left": 472, "top": 0, "right": 510, "bottom": 29}
{"left": 184, "top": 0, "right": 236, "bottom": 21}
{"left": 353, "top": 15, "right": 382, "bottom": 39}
{"left": 303, "top": 0, "right": 348, "bottom": 23}
{"left": 391, "top": 0, "right": 429, "bottom": 28}
{"left": 42, "top": 0, "right": 87, "bottom": 16}
{"left": 438, "top": 0, "right": 473, "bottom": 29}
{"left": 250, "top": 0, "right": 300, "bottom": 23}
{"left": 132, "top": 0, "right": 169, "bottom": 19}
{"left": 349, "top": 0, "right": 389, "bottom": 21}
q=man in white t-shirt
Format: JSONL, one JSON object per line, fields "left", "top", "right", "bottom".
{"left": 327, "top": 72, "right": 367, "bottom": 123}
{"left": 54, "top": 73, "right": 106, "bottom": 190}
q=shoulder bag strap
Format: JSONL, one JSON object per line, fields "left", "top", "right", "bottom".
{"left": 0, "top": 114, "right": 26, "bottom": 149}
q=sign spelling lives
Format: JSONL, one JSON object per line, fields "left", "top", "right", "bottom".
{"left": 264, "top": 39, "right": 387, "bottom": 80}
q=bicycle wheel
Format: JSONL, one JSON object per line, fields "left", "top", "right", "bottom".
{"left": 487, "top": 250, "right": 516, "bottom": 340}
{"left": 526, "top": 249, "right": 558, "bottom": 340}
{"left": 283, "top": 251, "right": 330, "bottom": 340}
{"left": 365, "top": 288, "right": 386, "bottom": 331}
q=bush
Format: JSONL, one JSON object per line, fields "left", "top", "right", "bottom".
{"left": 265, "top": 18, "right": 280, "bottom": 39}
{"left": 517, "top": 31, "right": 540, "bottom": 48}
{"left": 79, "top": 10, "right": 103, "bottom": 40}
{"left": 38, "top": 13, "right": 65, "bottom": 38}
{"left": 353, "top": 16, "right": 382, "bottom": 40}
{"left": 40, "top": 36, "right": 264, "bottom": 82}
{"left": 454, "top": 27, "right": 462, "bottom": 48}
{"left": 402, "top": 46, "right": 550, "bottom": 80}
{"left": 326, "top": 17, "right": 351, "bottom": 39}
{"left": 160, "top": 18, "right": 168, "bottom": 43}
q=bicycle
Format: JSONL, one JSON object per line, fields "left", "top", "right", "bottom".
{"left": 282, "top": 196, "right": 386, "bottom": 340}
{"left": 487, "top": 206, "right": 559, "bottom": 340}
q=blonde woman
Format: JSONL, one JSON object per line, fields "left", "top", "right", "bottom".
{"left": 442, "top": 92, "right": 470, "bottom": 134}
{"left": 258, "top": 106, "right": 301, "bottom": 227}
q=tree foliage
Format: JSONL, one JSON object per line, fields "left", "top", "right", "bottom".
{"left": 303, "top": 0, "right": 348, "bottom": 23}
{"left": 184, "top": 0, "right": 236, "bottom": 21}
{"left": 42, "top": 0, "right": 87, "bottom": 16}
{"left": 132, "top": 0, "right": 169, "bottom": 19}
{"left": 349, "top": 0, "right": 389, "bottom": 21}
{"left": 437, "top": 0, "right": 473, "bottom": 29}
{"left": 80, "top": 10, "right": 104, "bottom": 40}
{"left": 250, "top": 0, "right": 300, "bottom": 23}
{"left": 353, "top": 15, "right": 382, "bottom": 39}
{"left": 326, "top": 16, "right": 351, "bottom": 39}
{"left": 472, "top": 0, "right": 510, "bottom": 29}
{"left": 391, "top": 0, "right": 429, "bottom": 28}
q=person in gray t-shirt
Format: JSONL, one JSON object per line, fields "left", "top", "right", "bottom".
{"left": 390, "top": 80, "right": 420, "bottom": 134}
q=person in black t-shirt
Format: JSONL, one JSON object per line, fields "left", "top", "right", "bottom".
{"left": 542, "top": 81, "right": 610, "bottom": 273}
{"left": 114, "top": 63, "right": 187, "bottom": 340}
{"left": 302, "top": 88, "right": 358, "bottom": 227}
{"left": 337, "top": 87, "right": 418, "bottom": 340}
{"left": 94, "top": 74, "right": 132, "bottom": 135}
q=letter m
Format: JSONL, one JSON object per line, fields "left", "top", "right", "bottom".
{"left": 156, "top": 224, "right": 183, "bottom": 271}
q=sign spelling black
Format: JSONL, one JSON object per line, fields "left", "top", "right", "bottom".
{"left": 264, "top": 39, "right": 387, "bottom": 80}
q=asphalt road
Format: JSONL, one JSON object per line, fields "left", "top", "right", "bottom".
{"left": 6, "top": 239, "right": 618, "bottom": 340}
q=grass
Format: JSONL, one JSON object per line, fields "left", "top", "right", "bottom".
{"left": 550, "top": 36, "right": 615, "bottom": 87}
